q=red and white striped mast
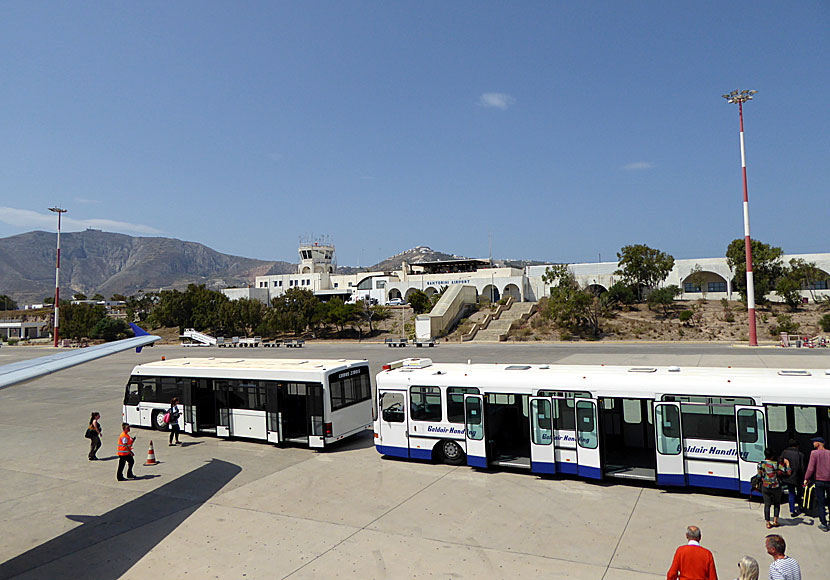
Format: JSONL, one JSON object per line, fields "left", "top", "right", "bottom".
{"left": 48, "top": 206, "right": 67, "bottom": 347}
{"left": 722, "top": 89, "right": 758, "bottom": 346}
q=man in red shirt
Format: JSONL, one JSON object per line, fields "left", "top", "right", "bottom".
{"left": 667, "top": 525, "right": 718, "bottom": 580}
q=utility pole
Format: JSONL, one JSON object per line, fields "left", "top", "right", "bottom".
{"left": 48, "top": 206, "right": 67, "bottom": 347}
{"left": 722, "top": 89, "right": 758, "bottom": 346}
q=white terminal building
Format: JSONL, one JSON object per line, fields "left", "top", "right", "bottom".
{"left": 223, "top": 241, "right": 830, "bottom": 306}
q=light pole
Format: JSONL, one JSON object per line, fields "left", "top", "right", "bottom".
{"left": 48, "top": 207, "right": 67, "bottom": 347}
{"left": 722, "top": 89, "right": 758, "bottom": 346}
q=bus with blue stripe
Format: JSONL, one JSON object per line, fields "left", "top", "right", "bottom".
{"left": 374, "top": 358, "right": 830, "bottom": 493}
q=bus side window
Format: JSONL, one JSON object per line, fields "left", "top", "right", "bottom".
{"left": 447, "top": 387, "right": 479, "bottom": 423}
{"left": 795, "top": 406, "right": 817, "bottom": 434}
{"left": 125, "top": 383, "right": 140, "bottom": 406}
{"left": 380, "top": 392, "right": 404, "bottom": 423}
{"left": 555, "top": 399, "right": 576, "bottom": 430}
{"left": 410, "top": 386, "right": 441, "bottom": 421}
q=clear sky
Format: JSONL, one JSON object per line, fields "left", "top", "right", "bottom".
{"left": 1, "top": 2, "right": 827, "bottom": 267}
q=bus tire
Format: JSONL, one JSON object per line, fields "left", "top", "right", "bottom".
{"left": 152, "top": 410, "right": 166, "bottom": 430}
{"left": 438, "top": 440, "right": 465, "bottom": 465}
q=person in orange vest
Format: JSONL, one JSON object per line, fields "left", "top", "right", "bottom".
{"left": 116, "top": 423, "right": 137, "bottom": 481}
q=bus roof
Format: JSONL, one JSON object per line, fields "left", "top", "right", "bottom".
{"left": 132, "top": 357, "right": 368, "bottom": 376}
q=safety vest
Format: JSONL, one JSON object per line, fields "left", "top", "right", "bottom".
{"left": 117, "top": 431, "right": 133, "bottom": 456}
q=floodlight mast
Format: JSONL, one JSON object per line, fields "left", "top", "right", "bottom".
{"left": 48, "top": 206, "right": 67, "bottom": 347}
{"left": 722, "top": 89, "right": 758, "bottom": 346}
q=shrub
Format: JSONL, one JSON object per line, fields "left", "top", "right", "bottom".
{"left": 770, "top": 314, "right": 799, "bottom": 336}
{"left": 606, "top": 281, "right": 636, "bottom": 308}
{"left": 7, "top": 338, "right": 19, "bottom": 345}
{"left": 819, "top": 314, "right": 830, "bottom": 333}
{"left": 679, "top": 310, "right": 694, "bottom": 325}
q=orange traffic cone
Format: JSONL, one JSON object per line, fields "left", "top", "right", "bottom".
{"left": 144, "top": 440, "right": 159, "bottom": 466}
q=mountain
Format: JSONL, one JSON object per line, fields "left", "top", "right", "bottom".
{"left": 0, "top": 230, "right": 294, "bottom": 304}
{"left": 368, "top": 246, "right": 474, "bottom": 272}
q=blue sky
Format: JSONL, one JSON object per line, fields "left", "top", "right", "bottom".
{"left": 1, "top": 2, "right": 827, "bottom": 266}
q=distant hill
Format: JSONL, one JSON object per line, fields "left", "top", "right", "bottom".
{"left": 368, "top": 246, "right": 474, "bottom": 272}
{"left": 0, "top": 232, "right": 551, "bottom": 304}
{"left": 0, "top": 230, "right": 294, "bottom": 304}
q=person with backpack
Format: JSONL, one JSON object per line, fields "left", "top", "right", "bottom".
{"left": 86, "top": 411, "right": 102, "bottom": 461}
{"left": 779, "top": 439, "right": 805, "bottom": 516}
{"left": 167, "top": 397, "right": 181, "bottom": 446}
{"left": 758, "top": 448, "right": 791, "bottom": 529}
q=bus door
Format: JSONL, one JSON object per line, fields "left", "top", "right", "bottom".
{"left": 307, "top": 384, "right": 324, "bottom": 449}
{"left": 265, "top": 382, "right": 281, "bottom": 444}
{"left": 377, "top": 389, "right": 410, "bottom": 458}
{"left": 654, "top": 402, "right": 685, "bottom": 486}
{"left": 464, "top": 394, "right": 487, "bottom": 468}
{"left": 736, "top": 406, "right": 767, "bottom": 494}
{"left": 192, "top": 379, "right": 217, "bottom": 433}
{"left": 529, "top": 397, "right": 556, "bottom": 474}
{"left": 575, "top": 398, "right": 602, "bottom": 479}
{"left": 215, "top": 383, "right": 231, "bottom": 438}
{"left": 181, "top": 379, "right": 195, "bottom": 434}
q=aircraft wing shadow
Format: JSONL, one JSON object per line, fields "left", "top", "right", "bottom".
{"left": 0, "top": 459, "right": 241, "bottom": 580}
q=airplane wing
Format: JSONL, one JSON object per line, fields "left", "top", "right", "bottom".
{"left": 0, "top": 323, "right": 161, "bottom": 390}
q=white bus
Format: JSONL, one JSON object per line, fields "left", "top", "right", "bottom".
{"left": 374, "top": 358, "right": 830, "bottom": 493}
{"left": 123, "top": 358, "right": 372, "bottom": 448}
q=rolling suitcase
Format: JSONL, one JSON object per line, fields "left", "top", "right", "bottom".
{"left": 803, "top": 483, "right": 820, "bottom": 518}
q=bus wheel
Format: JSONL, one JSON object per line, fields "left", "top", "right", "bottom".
{"left": 439, "top": 440, "right": 465, "bottom": 465}
{"left": 152, "top": 410, "right": 166, "bottom": 430}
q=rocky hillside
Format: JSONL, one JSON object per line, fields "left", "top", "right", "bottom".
{"left": 369, "top": 246, "right": 474, "bottom": 272}
{"left": 0, "top": 230, "right": 294, "bottom": 303}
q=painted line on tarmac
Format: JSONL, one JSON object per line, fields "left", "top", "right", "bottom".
{"left": 600, "top": 487, "right": 644, "bottom": 580}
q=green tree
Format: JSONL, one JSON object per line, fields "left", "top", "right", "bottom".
{"left": 615, "top": 244, "right": 675, "bottom": 301}
{"left": 543, "top": 265, "right": 609, "bottom": 337}
{"left": 725, "top": 239, "right": 783, "bottom": 305}
{"left": 605, "top": 281, "right": 636, "bottom": 309}
{"left": 270, "top": 288, "right": 320, "bottom": 335}
{"left": 92, "top": 293, "right": 106, "bottom": 301}
{"left": 92, "top": 318, "right": 131, "bottom": 341}
{"left": 408, "top": 290, "right": 431, "bottom": 314}
{"left": 787, "top": 258, "right": 825, "bottom": 303}
{"left": 61, "top": 302, "right": 107, "bottom": 339}
{"left": 647, "top": 285, "right": 682, "bottom": 317}
{"left": 0, "top": 295, "right": 17, "bottom": 311}
{"left": 110, "top": 294, "right": 128, "bottom": 302}
{"left": 775, "top": 273, "right": 803, "bottom": 311}
{"left": 324, "top": 298, "right": 357, "bottom": 335}
{"left": 73, "top": 293, "right": 88, "bottom": 300}
{"left": 819, "top": 314, "right": 830, "bottom": 333}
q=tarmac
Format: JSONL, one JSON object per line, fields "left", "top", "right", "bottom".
{"left": 0, "top": 342, "right": 829, "bottom": 579}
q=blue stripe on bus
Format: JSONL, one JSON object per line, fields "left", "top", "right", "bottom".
{"left": 467, "top": 455, "right": 488, "bottom": 468}
{"left": 377, "top": 444, "right": 409, "bottom": 459}
{"left": 657, "top": 473, "right": 686, "bottom": 487}
{"left": 410, "top": 448, "right": 433, "bottom": 461}
{"left": 578, "top": 465, "right": 602, "bottom": 480}
{"left": 556, "top": 461, "right": 578, "bottom": 475}
{"left": 531, "top": 461, "right": 557, "bottom": 475}
{"left": 687, "top": 473, "right": 739, "bottom": 491}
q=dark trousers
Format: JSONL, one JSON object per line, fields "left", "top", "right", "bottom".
{"left": 816, "top": 480, "right": 830, "bottom": 527}
{"left": 88, "top": 434, "right": 101, "bottom": 460}
{"left": 117, "top": 454, "right": 135, "bottom": 479}
{"left": 762, "top": 486, "right": 782, "bottom": 521}
{"left": 169, "top": 424, "right": 181, "bottom": 444}
{"left": 783, "top": 483, "right": 801, "bottom": 514}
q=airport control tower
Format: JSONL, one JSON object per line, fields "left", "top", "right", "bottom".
{"left": 298, "top": 236, "right": 335, "bottom": 274}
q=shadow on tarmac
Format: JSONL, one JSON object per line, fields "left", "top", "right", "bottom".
{"left": 0, "top": 458, "right": 241, "bottom": 580}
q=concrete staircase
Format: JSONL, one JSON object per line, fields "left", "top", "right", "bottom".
{"left": 473, "top": 301, "right": 537, "bottom": 342}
